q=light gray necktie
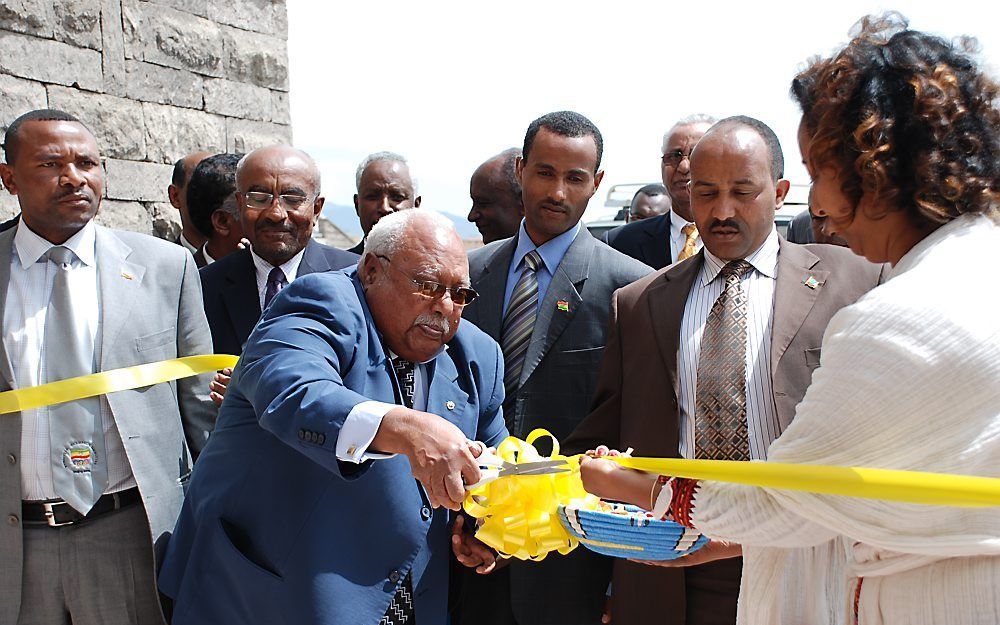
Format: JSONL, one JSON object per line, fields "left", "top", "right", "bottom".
{"left": 45, "top": 245, "right": 106, "bottom": 513}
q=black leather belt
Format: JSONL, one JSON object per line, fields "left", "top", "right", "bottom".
{"left": 22, "top": 487, "right": 141, "bottom": 527}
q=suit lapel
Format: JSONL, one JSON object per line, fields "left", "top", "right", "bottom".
{"left": 425, "top": 356, "right": 469, "bottom": 432}
{"left": 770, "top": 240, "right": 826, "bottom": 377}
{"left": 221, "top": 250, "right": 262, "bottom": 350}
{"left": 298, "top": 240, "right": 330, "bottom": 276}
{"left": 647, "top": 254, "right": 702, "bottom": 403}
{"left": 637, "top": 214, "right": 671, "bottom": 269}
{"left": 0, "top": 228, "right": 17, "bottom": 388}
{"left": 470, "top": 238, "right": 515, "bottom": 341}
{"left": 519, "top": 230, "right": 592, "bottom": 386}
{"left": 95, "top": 227, "right": 145, "bottom": 369}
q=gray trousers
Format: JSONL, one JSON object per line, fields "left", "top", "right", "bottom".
{"left": 17, "top": 504, "right": 166, "bottom": 625}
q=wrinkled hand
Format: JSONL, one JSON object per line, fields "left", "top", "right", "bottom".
{"left": 371, "top": 408, "right": 482, "bottom": 510}
{"left": 209, "top": 367, "right": 233, "bottom": 407}
{"left": 451, "top": 515, "right": 498, "bottom": 574}
{"left": 631, "top": 539, "right": 742, "bottom": 568}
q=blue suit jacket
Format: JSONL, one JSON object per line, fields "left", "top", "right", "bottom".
{"left": 158, "top": 269, "right": 508, "bottom": 625}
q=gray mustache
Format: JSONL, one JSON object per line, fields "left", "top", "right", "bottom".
{"left": 414, "top": 314, "right": 450, "bottom": 334}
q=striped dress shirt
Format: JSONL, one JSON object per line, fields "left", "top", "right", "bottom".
{"left": 677, "top": 228, "right": 781, "bottom": 460}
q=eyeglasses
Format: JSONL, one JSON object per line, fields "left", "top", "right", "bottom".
{"left": 661, "top": 149, "right": 694, "bottom": 167}
{"left": 243, "top": 191, "right": 313, "bottom": 211}
{"left": 376, "top": 255, "right": 479, "bottom": 306}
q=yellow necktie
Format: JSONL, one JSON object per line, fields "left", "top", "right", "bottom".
{"left": 677, "top": 223, "right": 699, "bottom": 261}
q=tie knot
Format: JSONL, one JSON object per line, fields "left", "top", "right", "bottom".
{"left": 720, "top": 259, "right": 753, "bottom": 281}
{"left": 46, "top": 245, "right": 77, "bottom": 267}
{"left": 682, "top": 223, "right": 698, "bottom": 237}
{"left": 267, "top": 266, "right": 287, "bottom": 286}
{"left": 523, "top": 250, "right": 542, "bottom": 272}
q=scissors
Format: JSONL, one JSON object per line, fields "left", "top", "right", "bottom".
{"left": 467, "top": 449, "right": 571, "bottom": 490}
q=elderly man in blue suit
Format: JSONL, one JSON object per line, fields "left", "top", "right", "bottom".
{"left": 158, "top": 209, "right": 507, "bottom": 625}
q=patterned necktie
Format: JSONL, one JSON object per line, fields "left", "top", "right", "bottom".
{"left": 499, "top": 250, "right": 542, "bottom": 424}
{"left": 263, "top": 266, "right": 287, "bottom": 309}
{"left": 382, "top": 356, "right": 417, "bottom": 625}
{"left": 45, "top": 245, "right": 107, "bottom": 514}
{"left": 694, "top": 259, "right": 754, "bottom": 461}
{"left": 676, "top": 223, "right": 699, "bottom": 262}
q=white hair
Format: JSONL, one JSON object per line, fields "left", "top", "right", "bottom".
{"left": 661, "top": 114, "right": 718, "bottom": 153}
{"left": 354, "top": 151, "right": 419, "bottom": 194}
{"left": 359, "top": 209, "right": 456, "bottom": 269}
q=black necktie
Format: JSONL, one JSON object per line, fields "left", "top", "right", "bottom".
{"left": 263, "top": 266, "right": 287, "bottom": 309}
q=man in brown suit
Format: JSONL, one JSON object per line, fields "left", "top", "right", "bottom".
{"left": 566, "top": 116, "right": 885, "bottom": 625}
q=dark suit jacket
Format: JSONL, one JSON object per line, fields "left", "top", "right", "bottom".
{"left": 564, "top": 240, "right": 886, "bottom": 625}
{"left": 158, "top": 271, "right": 508, "bottom": 625}
{"left": 347, "top": 239, "right": 364, "bottom": 255}
{"left": 601, "top": 212, "right": 671, "bottom": 269}
{"left": 199, "top": 239, "right": 358, "bottom": 355}
{"left": 457, "top": 228, "right": 652, "bottom": 625}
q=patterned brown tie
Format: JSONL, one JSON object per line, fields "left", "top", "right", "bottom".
{"left": 694, "top": 259, "right": 754, "bottom": 461}
{"left": 676, "top": 223, "right": 699, "bottom": 261}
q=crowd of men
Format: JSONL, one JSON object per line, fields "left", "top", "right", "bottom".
{"left": 0, "top": 106, "right": 880, "bottom": 625}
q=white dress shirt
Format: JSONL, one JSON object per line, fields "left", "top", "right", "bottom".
{"left": 178, "top": 232, "right": 199, "bottom": 255}
{"left": 251, "top": 248, "right": 305, "bottom": 311}
{"left": 677, "top": 228, "right": 781, "bottom": 460}
{"left": 668, "top": 210, "right": 703, "bottom": 264}
{"left": 4, "top": 221, "right": 136, "bottom": 500}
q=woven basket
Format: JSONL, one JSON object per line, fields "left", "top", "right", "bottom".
{"left": 559, "top": 503, "right": 708, "bottom": 560}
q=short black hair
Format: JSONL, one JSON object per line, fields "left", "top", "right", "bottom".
{"left": 633, "top": 183, "right": 667, "bottom": 202}
{"left": 186, "top": 153, "right": 240, "bottom": 239}
{"left": 522, "top": 111, "right": 604, "bottom": 174}
{"left": 497, "top": 147, "right": 522, "bottom": 203}
{"left": 712, "top": 115, "right": 785, "bottom": 181}
{"left": 172, "top": 157, "right": 187, "bottom": 187}
{"left": 3, "top": 109, "right": 87, "bottom": 165}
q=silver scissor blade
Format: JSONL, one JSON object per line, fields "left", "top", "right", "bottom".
{"left": 499, "top": 460, "right": 572, "bottom": 476}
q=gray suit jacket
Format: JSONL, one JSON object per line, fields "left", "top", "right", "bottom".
{"left": 457, "top": 228, "right": 652, "bottom": 625}
{"left": 0, "top": 224, "right": 215, "bottom": 623}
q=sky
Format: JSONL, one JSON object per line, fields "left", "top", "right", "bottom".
{"left": 286, "top": 0, "right": 1000, "bottom": 238}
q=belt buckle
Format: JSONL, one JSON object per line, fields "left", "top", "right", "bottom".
{"left": 42, "top": 501, "right": 74, "bottom": 527}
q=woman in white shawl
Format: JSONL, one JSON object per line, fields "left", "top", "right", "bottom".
{"left": 580, "top": 14, "right": 1000, "bottom": 625}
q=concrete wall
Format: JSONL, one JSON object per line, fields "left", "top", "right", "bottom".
{"left": 0, "top": 0, "right": 292, "bottom": 239}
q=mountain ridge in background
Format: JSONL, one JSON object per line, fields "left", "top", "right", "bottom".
{"left": 322, "top": 203, "right": 481, "bottom": 240}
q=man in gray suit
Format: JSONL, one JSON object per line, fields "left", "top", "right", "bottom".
{"left": 453, "top": 111, "right": 652, "bottom": 625}
{"left": 0, "top": 109, "right": 214, "bottom": 624}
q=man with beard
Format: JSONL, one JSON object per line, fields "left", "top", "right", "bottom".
{"left": 602, "top": 114, "right": 715, "bottom": 269}
{"left": 198, "top": 145, "right": 357, "bottom": 360}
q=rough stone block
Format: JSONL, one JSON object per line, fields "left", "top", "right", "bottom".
{"left": 270, "top": 89, "right": 289, "bottom": 124}
{"left": 204, "top": 78, "right": 272, "bottom": 121}
{"left": 53, "top": 0, "right": 102, "bottom": 50}
{"left": 95, "top": 199, "right": 153, "bottom": 235}
{"left": 149, "top": 201, "right": 182, "bottom": 240}
{"left": 0, "top": 73, "right": 48, "bottom": 133}
{"left": 222, "top": 25, "right": 288, "bottom": 91}
{"left": 0, "top": 0, "right": 54, "bottom": 37}
{"left": 0, "top": 192, "right": 20, "bottom": 222}
{"left": 122, "top": 0, "right": 223, "bottom": 77}
{"left": 208, "top": 0, "right": 286, "bottom": 36}
{"left": 100, "top": 0, "right": 128, "bottom": 96}
{"left": 141, "top": 102, "right": 226, "bottom": 164}
{"left": 104, "top": 158, "right": 173, "bottom": 202}
{"left": 46, "top": 85, "right": 146, "bottom": 160}
{"left": 226, "top": 118, "right": 291, "bottom": 153}
{"left": 144, "top": 0, "right": 209, "bottom": 18}
{"left": 125, "top": 60, "right": 203, "bottom": 108}
{"left": 0, "top": 30, "right": 103, "bottom": 91}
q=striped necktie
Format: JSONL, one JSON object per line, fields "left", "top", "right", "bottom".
{"left": 499, "top": 250, "right": 542, "bottom": 424}
{"left": 694, "top": 259, "right": 754, "bottom": 461}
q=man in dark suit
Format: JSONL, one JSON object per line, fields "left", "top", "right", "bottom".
{"left": 159, "top": 210, "right": 506, "bottom": 625}
{"left": 347, "top": 151, "right": 421, "bottom": 254}
{"left": 199, "top": 145, "right": 357, "bottom": 360}
{"left": 467, "top": 148, "right": 524, "bottom": 244}
{"left": 601, "top": 114, "right": 716, "bottom": 269}
{"left": 454, "top": 111, "right": 652, "bottom": 625}
{"left": 186, "top": 153, "right": 245, "bottom": 268}
{"left": 566, "top": 116, "right": 885, "bottom": 625}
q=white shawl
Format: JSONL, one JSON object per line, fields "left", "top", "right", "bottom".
{"left": 690, "top": 214, "right": 1000, "bottom": 625}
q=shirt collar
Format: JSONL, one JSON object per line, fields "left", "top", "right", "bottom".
{"left": 386, "top": 344, "right": 448, "bottom": 366}
{"left": 510, "top": 218, "right": 580, "bottom": 274}
{"left": 669, "top": 210, "right": 692, "bottom": 237}
{"left": 14, "top": 220, "right": 96, "bottom": 268}
{"left": 701, "top": 226, "right": 780, "bottom": 285}
{"left": 251, "top": 246, "right": 306, "bottom": 284}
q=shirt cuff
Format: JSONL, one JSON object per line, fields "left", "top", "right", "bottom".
{"left": 336, "top": 400, "right": 399, "bottom": 463}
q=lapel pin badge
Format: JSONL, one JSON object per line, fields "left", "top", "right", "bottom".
{"left": 803, "top": 275, "right": 820, "bottom": 290}
{"left": 445, "top": 400, "right": 456, "bottom": 411}
{"left": 557, "top": 300, "right": 569, "bottom": 312}
{"left": 121, "top": 270, "right": 135, "bottom": 281}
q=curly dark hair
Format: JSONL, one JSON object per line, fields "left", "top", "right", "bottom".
{"left": 791, "top": 13, "right": 1000, "bottom": 227}
{"left": 523, "top": 111, "right": 604, "bottom": 174}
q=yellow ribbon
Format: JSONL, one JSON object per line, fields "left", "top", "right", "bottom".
{"left": 0, "top": 355, "right": 239, "bottom": 415}
{"left": 464, "top": 432, "right": 1000, "bottom": 561}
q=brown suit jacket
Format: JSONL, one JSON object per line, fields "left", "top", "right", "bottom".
{"left": 565, "top": 239, "right": 886, "bottom": 625}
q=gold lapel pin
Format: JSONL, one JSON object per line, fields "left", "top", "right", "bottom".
{"left": 445, "top": 400, "right": 456, "bottom": 411}
{"left": 121, "top": 271, "right": 135, "bottom": 281}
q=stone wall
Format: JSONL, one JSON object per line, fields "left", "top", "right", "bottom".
{"left": 0, "top": 0, "right": 292, "bottom": 238}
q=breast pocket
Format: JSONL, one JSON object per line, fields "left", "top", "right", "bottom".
{"left": 135, "top": 327, "right": 176, "bottom": 353}
{"left": 804, "top": 347, "right": 822, "bottom": 370}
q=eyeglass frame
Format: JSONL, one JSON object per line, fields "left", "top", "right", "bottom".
{"left": 661, "top": 149, "right": 694, "bottom": 167}
{"left": 375, "top": 254, "right": 479, "bottom": 306}
{"left": 241, "top": 190, "right": 318, "bottom": 212}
